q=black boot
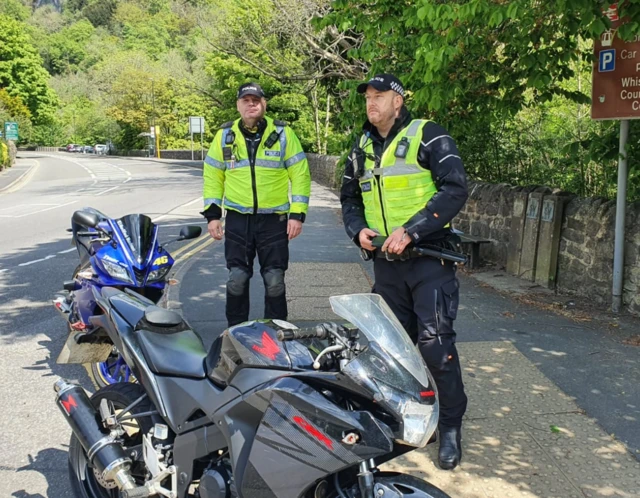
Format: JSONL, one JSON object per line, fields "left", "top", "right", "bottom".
{"left": 438, "top": 426, "right": 462, "bottom": 470}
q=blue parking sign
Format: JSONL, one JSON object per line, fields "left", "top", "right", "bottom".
{"left": 599, "top": 49, "right": 616, "bottom": 72}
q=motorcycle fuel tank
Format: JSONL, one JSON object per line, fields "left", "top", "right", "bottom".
{"left": 209, "top": 320, "right": 316, "bottom": 385}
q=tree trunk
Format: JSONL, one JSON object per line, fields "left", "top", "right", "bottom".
{"left": 323, "top": 94, "right": 331, "bottom": 155}
{"left": 312, "top": 86, "right": 321, "bottom": 153}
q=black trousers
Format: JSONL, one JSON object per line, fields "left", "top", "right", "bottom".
{"left": 373, "top": 256, "right": 468, "bottom": 428}
{"left": 224, "top": 210, "right": 289, "bottom": 326}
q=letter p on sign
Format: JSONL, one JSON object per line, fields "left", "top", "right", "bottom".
{"left": 599, "top": 49, "right": 616, "bottom": 72}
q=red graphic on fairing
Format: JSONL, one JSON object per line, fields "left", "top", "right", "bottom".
{"left": 252, "top": 331, "right": 281, "bottom": 361}
{"left": 61, "top": 394, "right": 78, "bottom": 414}
{"left": 293, "top": 415, "right": 334, "bottom": 450}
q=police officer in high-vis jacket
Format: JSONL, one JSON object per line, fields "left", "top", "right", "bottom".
{"left": 340, "top": 74, "right": 469, "bottom": 470}
{"left": 202, "top": 82, "right": 311, "bottom": 327}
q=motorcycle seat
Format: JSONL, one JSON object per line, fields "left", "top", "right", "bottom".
{"left": 135, "top": 307, "right": 207, "bottom": 379}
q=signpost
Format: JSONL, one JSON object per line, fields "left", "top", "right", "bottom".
{"left": 4, "top": 122, "right": 19, "bottom": 141}
{"left": 189, "top": 116, "right": 204, "bottom": 160}
{"left": 591, "top": 3, "right": 638, "bottom": 312}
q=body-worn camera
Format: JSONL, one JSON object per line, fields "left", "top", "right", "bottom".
{"left": 225, "top": 130, "right": 236, "bottom": 145}
{"left": 264, "top": 130, "right": 280, "bottom": 148}
{"left": 351, "top": 148, "right": 366, "bottom": 179}
{"left": 394, "top": 137, "right": 409, "bottom": 158}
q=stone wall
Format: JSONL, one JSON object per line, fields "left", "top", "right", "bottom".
{"left": 159, "top": 150, "right": 205, "bottom": 160}
{"left": 454, "top": 181, "right": 640, "bottom": 315}
{"left": 307, "top": 153, "right": 340, "bottom": 189}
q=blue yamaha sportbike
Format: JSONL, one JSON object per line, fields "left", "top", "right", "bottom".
{"left": 53, "top": 208, "right": 201, "bottom": 388}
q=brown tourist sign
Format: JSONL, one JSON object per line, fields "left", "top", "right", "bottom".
{"left": 591, "top": 3, "right": 640, "bottom": 120}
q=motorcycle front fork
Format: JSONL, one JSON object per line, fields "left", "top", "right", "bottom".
{"left": 358, "top": 460, "right": 377, "bottom": 498}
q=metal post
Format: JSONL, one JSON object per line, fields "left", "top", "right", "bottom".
{"left": 151, "top": 79, "right": 160, "bottom": 158}
{"left": 200, "top": 120, "right": 204, "bottom": 161}
{"left": 612, "top": 119, "right": 629, "bottom": 313}
{"left": 191, "top": 131, "right": 194, "bottom": 161}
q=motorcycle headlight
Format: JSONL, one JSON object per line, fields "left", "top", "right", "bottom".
{"left": 400, "top": 399, "right": 439, "bottom": 447}
{"left": 148, "top": 266, "right": 171, "bottom": 282}
{"left": 102, "top": 260, "right": 133, "bottom": 283}
{"left": 375, "top": 383, "right": 439, "bottom": 448}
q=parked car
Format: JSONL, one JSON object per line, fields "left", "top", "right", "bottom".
{"left": 94, "top": 144, "right": 107, "bottom": 155}
{"left": 66, "top": 144, "right": 77, "bottom": 152}
{"left": 83, "top": 146, "right": 94, "bottom": 154}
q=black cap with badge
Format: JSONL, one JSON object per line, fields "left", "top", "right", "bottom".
{"left": 357, "top": 74, "right": 405, "bottom": 97}
{"left": 237, "top": 82, "right": 266, "bottom": 100}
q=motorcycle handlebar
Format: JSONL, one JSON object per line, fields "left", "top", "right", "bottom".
{"left": 277, "top": 325, "right": 329, "bottom": 341}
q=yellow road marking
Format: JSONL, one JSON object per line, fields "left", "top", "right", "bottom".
{"left": 169, "top": 221, "right": 224, "bottom": 263}
{"left": 174, "top": 237, "right": 215, "bottom": 264}
{"left": 170, "top": 234, "right": 208, "bottom": 258}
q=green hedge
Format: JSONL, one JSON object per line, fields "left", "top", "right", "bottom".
{"left": 0, "top": 141, "right": 8, "bottom": 170}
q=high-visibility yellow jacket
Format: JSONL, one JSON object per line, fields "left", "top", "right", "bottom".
{"left": 203, "top": 116, "right": 311, "bottom": 217}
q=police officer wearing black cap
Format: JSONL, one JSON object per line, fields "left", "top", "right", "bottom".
{"left": 340, "top": 74, "right": 469, "bottom": 470}
{"left": 203, "top": 82, "right": 311, "bottom": 327}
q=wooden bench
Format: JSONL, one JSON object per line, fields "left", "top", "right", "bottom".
{"left": 458, "top": 234, "right": 492, "bottom": 269}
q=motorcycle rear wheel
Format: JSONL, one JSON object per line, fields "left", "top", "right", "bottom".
{"left": 85, "top": 353, "right": 136, "bottom": 390}
{"left": 68, "top": 383, "right": 160, "bottom": 498}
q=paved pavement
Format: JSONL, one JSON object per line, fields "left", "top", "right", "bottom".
{"left": 170, "top": 182, "right": 640, "bottom": 498}
{"left": 0, "top": 159, "right": 38, "bottom": 193}
{"left": 1, "top": 152, "right": 639, "bottom": 497}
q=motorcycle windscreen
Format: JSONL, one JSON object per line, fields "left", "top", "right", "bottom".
{"left": 330, "top": 294, "right": 439, "bottom": 447}
{"left": 115, "top": 214, "right": 155, "bottom": 265}
{"left": 329, "top": 294, "right": 430, "bottom": 388}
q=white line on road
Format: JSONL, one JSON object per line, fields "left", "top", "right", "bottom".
{"left": 95, "top": 186, "right": 120, "bottom": 196}
{"left": 158, "top": 221, "right": 207, "bottom": 228}
{"left": 152, "top": 197, "right": 201, "bottom": 223}
{"left": 18, "top": 255, "right": 56, "bottom": 267}
{"left": 58, "top": 248, "right": 76, "bottom": 254}
{"left": 13, "top": 200, "right": 78, "bottom": 218}
{"left": 184, "top": 197, "right": 203, "bottom": 207}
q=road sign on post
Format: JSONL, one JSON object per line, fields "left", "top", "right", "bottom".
{"left": 4, "top": 122, "right": 19, "bottom": 141}
{"left": 591, "top": 3, "right": 636, "bottom": 313}
{"left": 591, "top": 5, "right": 640, "bottom": 120}
{"left": 189, "top": 116, "right": 205, "bottom": 160}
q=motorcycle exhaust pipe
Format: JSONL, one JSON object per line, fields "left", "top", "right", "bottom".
{"left": 54, "top": 379, "right": 138, "bottom": 492}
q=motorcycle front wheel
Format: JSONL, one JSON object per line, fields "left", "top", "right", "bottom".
{"left": 338, "top": 471, "right": 451, "bottom": 498}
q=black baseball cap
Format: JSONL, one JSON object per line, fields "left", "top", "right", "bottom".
{"left": 237, "top": 82, "right": 265, "bottom": 100}
{"left": 357, "top": 74, "right": 405, "bottom": 97}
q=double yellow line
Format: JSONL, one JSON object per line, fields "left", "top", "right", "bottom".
{"left": 170, "top": 222, "right": 225, "bottom": 264}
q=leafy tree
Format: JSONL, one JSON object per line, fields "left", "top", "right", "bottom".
{"left": 83, "top": 0, "right": 118, "bottom": 27}
{"left": 42, "top": 20, "right": 95, "bottom": 74}
{"left": 0, "top": 15, "right": 58, "bottom": 124}
{"left": 323, "top": 0, "right": 640, "bottom": 199}
{"left": 0, "top": 0, "right": 30, "bottom": 21}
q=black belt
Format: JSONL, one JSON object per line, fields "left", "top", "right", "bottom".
{"left": 371, "top": 245, "right": 467, "bottom": 265}
{"left": 373, "top": 248, "right": 424, "bottom": 262}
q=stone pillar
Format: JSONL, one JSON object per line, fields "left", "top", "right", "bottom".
{"left": 535, "top": 195, "right": 565, "bottom": 288}
{"left": 507, "top": 191, "right": 528, "bottom": 276}
{"left": 519, "top": 192, "right": 544, "bottom": 281}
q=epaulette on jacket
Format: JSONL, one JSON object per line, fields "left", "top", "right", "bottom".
{"left": 219, "top": 121, "right": 235, "bottom": 129}
{"left": 273, "top": 119, "right": 287, "bottom": 127}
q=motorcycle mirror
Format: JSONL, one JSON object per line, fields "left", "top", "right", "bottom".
{"left": 72, "top": 210, "right": 100, "bottom": 228}
{"left": 178, "top": 225, "right": 202, "bottom": 241}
